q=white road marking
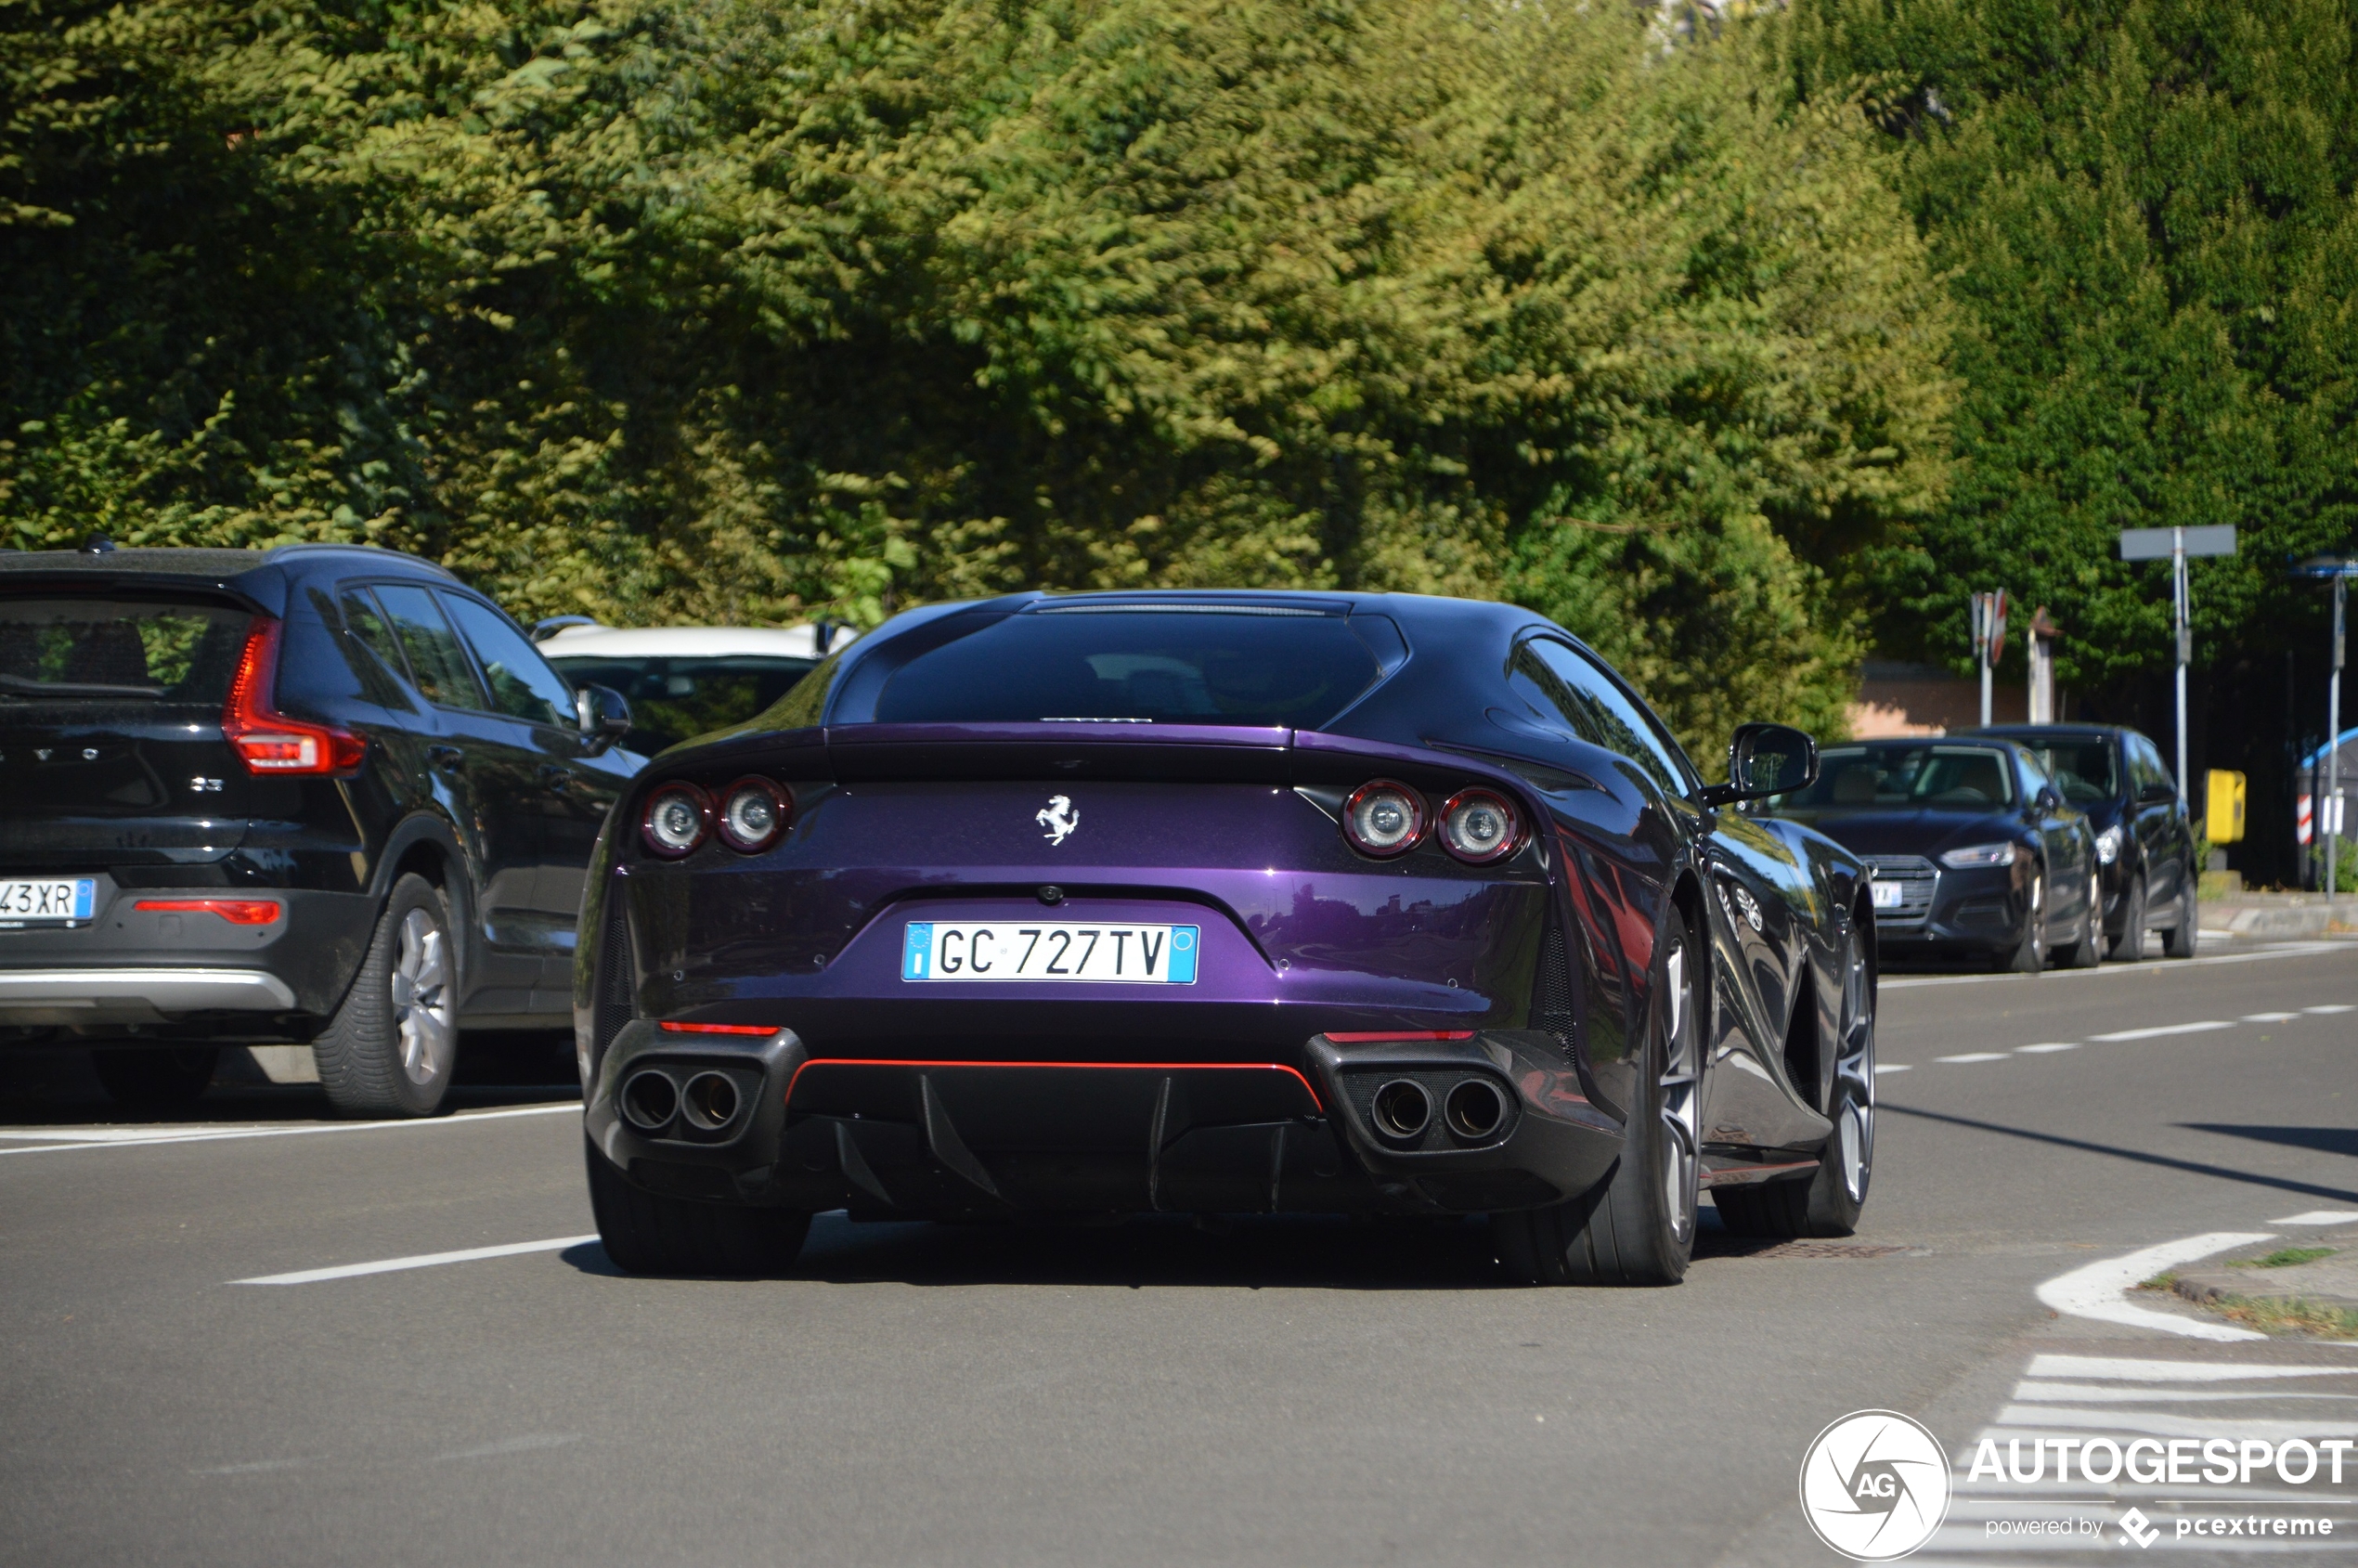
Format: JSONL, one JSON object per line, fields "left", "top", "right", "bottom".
{"left": 2013, "top": 1380, "right": 2358, "bottom": 1404}
{"left": 2014, "top": 1043, "right": 2078, "bottom": 1054}
{"left": 2033, "top": 1233, "right": 2276, "bottom": 1341}
{"left": 0, "top": 1102, "right": 577, "bottom": 1157}
{"left": 1873, "top": 1063, "right": 1913, "bottom": 1074}
{"left": 2273, "top": 1210, "right": 2358, "bottom": 1225}
{"left": 2027, "top": 1354, "right": 2357, "bottom": 1382}
{"left": 1993, "top": 1404, "right": 2358, "bottom": 1440}
{"left": 2244, "top": 1011, "right": 2301, "bottom": 1021}
{"left": 2305, "top": 1004, "right": 2355, "bottom": 1014}
{"left": 2087, "top": 1019, "right": 2234, "bottom": 1041}
{"left": 191, "top": 1458, "right": 310, "bottom": 1475}
{"left": 232, "top": 1234, "right": 596, "bottom": 1286}
{"left": 434, "top": 1433, "right": 580, "bottom": 1461}
{"left": 1879, "top": 940, "right": 2345, "bottom": 988}
{"left": 1936, "top": 1052, "right": 2011, "bottom": 1063}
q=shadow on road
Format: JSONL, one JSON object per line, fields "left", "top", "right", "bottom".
{"left": 1885, "top": 1100, "right": 2358, "bottom": 1204}
{"left": 557, "top": 1207, "right": 1799, "bottom": 1290}
{"left": 2179, "top": 1123, "right": 2358, "bottom": 1159}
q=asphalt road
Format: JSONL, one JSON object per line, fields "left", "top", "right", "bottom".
{"left": 4, "top": 940, "right": 2355, "bottom": 1567}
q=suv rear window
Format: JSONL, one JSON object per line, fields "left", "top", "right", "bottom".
{"left": 0, "top": 597, "right": 251, "bottom": 705}
{"left": 873, "top": 608, "right": 1385, "bottom": 729}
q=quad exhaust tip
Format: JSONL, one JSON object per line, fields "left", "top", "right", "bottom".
{"left": 680, "top": 1070, "right": 741, "bottom": 1133}
{"left": 1370, "top": 1079, "right": 1432, "bottom": 1140}
{"left": 1444, "top": 1078, "right": 1508, "bottom": 1141}
{"left": 619, "top": 1069, "right": 679, "bottom": 1133}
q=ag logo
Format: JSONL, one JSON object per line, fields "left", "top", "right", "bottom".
{"left": 1798, "top": 1410, "right": 1951, "bottom": 1562}
{"left": 1036, "top": 794, "right": 1080, "bottom": 847}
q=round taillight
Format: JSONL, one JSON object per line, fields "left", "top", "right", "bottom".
{"left": 1438, "top": 787, "right": 1520, "bottom": 863}
{"left": 718, "top": 777, "right": 790, "bottom": 853}
{"left": 1344, "top": 780, "right": 1426, "bottom": 858}
{"left": 641, "top": 782, "right": 712, "bottom": 858}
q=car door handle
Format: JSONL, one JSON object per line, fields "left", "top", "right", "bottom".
{"left": 426, "top": 745, "right": 464, "bottom": 772}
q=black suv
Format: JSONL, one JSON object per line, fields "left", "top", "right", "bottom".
{"left": 1961, "top": 723, "right": 2199, "bottom": 959}
{"left": 0, "top": 543, "right": 639, "bottom": 1113}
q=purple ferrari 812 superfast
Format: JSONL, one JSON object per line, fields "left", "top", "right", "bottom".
{"left": 576, "top": 591, "right": 1877, "bottom": 1286}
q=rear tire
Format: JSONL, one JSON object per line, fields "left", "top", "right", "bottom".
{"left": 2162, "top": 879, "right": 2200, "bottom": 958}
{"left": 585, "top": 1134, "right": 811, "bottom": 1276}
{"left": 2108, "top": 876, "right": 2146, "bottom": 962}
{"left": 1492, "top": 910, "right": 1699, "bottom": 1286}
{"left": 2058, "top": 871, "right": 2104, "bottom": 968}
{"left": 314, "top": 874, "right": 458, "bottom": 1117}
{"left": 1996, "top": 868, "right": 2046, "bottom": 973}
{"left": 92, "top": 1046, "right": 218, "bottom": 1108}
{"left": 1716, "top": 923, "right": 1873, "bottom": 1239}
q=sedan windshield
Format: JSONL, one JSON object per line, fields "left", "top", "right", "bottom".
{"left": 547, "top": 654, "right": 818, "bottom": 753}
{"left": 1765, "top": 744, "right": 2017, "bottom": 820}
{"left": 873, "top": 607, "right": 1385, "bottom": 729}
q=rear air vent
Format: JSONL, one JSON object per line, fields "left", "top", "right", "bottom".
{"left": 1530, "top": 921, "right": 1577, "bottom": 1063}
{"left": 593, "top": 901, "right": 636, "bottom": 1069}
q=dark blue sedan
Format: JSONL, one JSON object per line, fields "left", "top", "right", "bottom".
{"left": 573, "top": 591, "right": 1880, "bottom": 1284}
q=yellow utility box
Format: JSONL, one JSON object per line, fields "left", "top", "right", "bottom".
{"left": 2206, "top": 769, "right": 2246, "bottom": 845}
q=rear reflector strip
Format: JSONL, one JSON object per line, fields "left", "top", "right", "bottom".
{"left": 132, "top": 899, "right": 282, "bottom": 926}
{"left": 1323, "top": 1030, "right": 1475, "bottom": 1043}
{"left": 783, "top": 1058, "right": 1323, "bottom": 1112}
{"left": 658, "top": 1021, "right": 776, "bottom": 1036}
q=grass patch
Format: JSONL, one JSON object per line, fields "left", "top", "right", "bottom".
{"left": 2138, "top": 1271, "right": 2179, "bottom": 1291}
{"left": 2231, "top": 1247, "right": 2336, "bottom": 1270}
{"left": 2210, "top": 1296, "right": 2358, "bottom": 1341}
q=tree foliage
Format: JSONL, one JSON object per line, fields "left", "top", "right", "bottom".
{"left": 1777, "top": 0, "right": 2358, "bottom": 695}
{"left": 2, "top": 0, "right": 1951, "bottom": 756}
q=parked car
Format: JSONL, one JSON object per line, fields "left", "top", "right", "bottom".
{"left": 1960, "top": 723, "right": 2198, "bottom": 959}
{"left": 0, "top": 542, "right": 639, "bottom": 1112}
{"left": 576, "top": 590, "right": 1880, "bottom": 1284}
{"left": 1756, "top": 737, "right": 2103, "bottom": 971}
{"left": 535, "top": 620, "right": 856, "bottom": 755}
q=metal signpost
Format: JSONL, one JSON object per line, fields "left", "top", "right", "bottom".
{"left": 2120, "top": 525, "right": 2236, "bottom": 807}
{"left": 2295, "top": 555, "right": 2355, "bottom": 900}
{"left": 1970, "top": 590, "right": 2008, "bottom": 728}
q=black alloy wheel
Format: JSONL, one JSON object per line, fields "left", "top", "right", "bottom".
{"left": 585, "top": 1135, "right": 812, "bottom": 1277}
{"left": 1998, "top": 866, "right": 2046, "bottom": 974}
{"left": 2162, "top": 879, "right": 2200, "bottom": 959}
{"left": 1715, "top": 920, "right": 1874, "bottom": 1238}
{"left": 1492, "top": 908, "right": 1700, "bottom": 1286}
{"left": 2109, "top": 876, "right": 2146, "bottom": 962}
{"left": 91, "top": 1045, "right": 219, "bottom": 1108}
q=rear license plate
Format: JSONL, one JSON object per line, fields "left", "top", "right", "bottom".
{"left": 901, "top": 922, "right": 1198, "bottom": 984}
{"left": 0, "top": 877, "right": 96, "bottom": 927}
{"left": 1870, "top": 879, "right": 1904, "bottom": 910}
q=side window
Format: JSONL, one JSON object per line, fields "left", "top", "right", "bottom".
{"left": 340, "top": 589, "right": 412, "bottom": 696}
{"left": 2015, "top": 749, "right": 2052, "bottom": 802}
{"left": 438, "top": 592, "right": 577, "bottom": 730}
{"left": 372, "top": 584, "right": 486, "bottom": 711}
{"left": 1509, "top": 636, "right": 1692, "bottom": 797}
{"left": 2132, "top": 735, "right": 2170, "bottom": 795}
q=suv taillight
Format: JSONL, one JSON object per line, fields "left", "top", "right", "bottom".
{"left": 223, "top": 617, "right": 367, "bottom": 776}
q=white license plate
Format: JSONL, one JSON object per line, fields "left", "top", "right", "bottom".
{"left": 1871, "top": 879, "right": 1904, "bottom": 910}
{"left": 0, "top": 877, "right": 96, "bottom": 927}
{"left": 901, "top": 922, "right": 1199, "bottom": 984}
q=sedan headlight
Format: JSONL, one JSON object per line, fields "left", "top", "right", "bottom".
{"left": 2094, "top": 825, "right": 2123, "bottom": 865}
{"left": 1939, "top": 842, "right": 2018, "bottom": 869}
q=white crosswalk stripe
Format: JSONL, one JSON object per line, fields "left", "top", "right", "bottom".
{"left": 1920, "top": 1352, "right": 2358, "bottom": 1561}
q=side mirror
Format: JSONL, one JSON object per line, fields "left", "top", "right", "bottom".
{"left": 1700, "top": 722, "right": 1819, "bottom": 808}
{"left": 576, "top": 683, "right": 632, "bottom": 753}
{"left": 2036, "top": 786, "right": 2062, "bottom": 812}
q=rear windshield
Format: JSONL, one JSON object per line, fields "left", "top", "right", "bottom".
{"left": 0, "top": 597, "right": 251, "bottom": 705}
{"left": 2015, "top": 739, "right": 2117, "bottom": 806}
{"left": 547, "top": 654, "right": 817, "bottom": 753}
{"left": 1765, "top": 744, "right": 2017, "bottom": 817}
{"left": 873, "top": 608, "right": 1384, "bottom": 729}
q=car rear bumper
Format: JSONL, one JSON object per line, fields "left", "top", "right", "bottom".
{"left": 583, "top": 1021, "right": 1626, "bottom": 1217}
